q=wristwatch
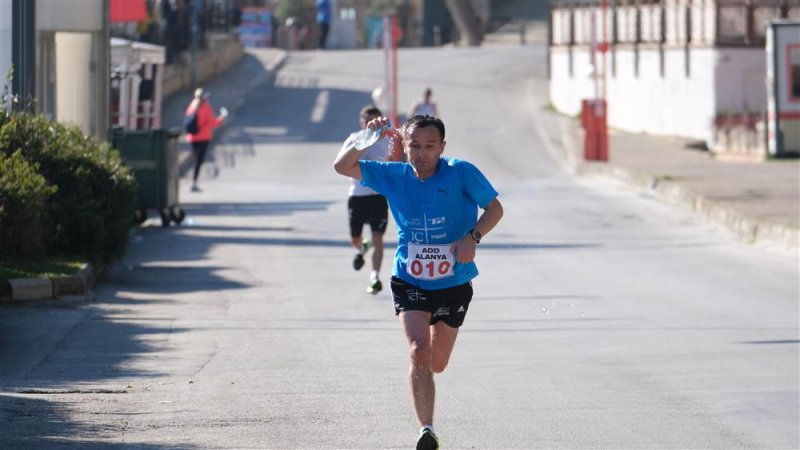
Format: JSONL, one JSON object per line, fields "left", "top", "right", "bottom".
{"left": 468, "top": 228, "right": 482, "bottom": 244}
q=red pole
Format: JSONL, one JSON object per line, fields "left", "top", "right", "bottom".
{"left": 382, "top": 16, "right": 399, "bottom": 128}
{"left": 598, "top": 0, "right": 609, "bottom": 161}
{"left": 585, "top": 1, "right": 609, "bottom": 162}
{"left": 390, "top": 15, "right": 400, "bottom": 128}
{"left": 590, "top": 10, "right": 598, "bottom": 101}
{"left": 382, "top": 15, "right": 403, "bottom": 161}
{"left": 601, "top": 0, "right": 607, "bottom": 102}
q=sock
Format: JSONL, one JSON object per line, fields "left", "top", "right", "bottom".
{"left": 420, "top": 425, "right": 435, "bottom": 434}
{"left": 370, "top": 270, "right": 379, "bottom": 282}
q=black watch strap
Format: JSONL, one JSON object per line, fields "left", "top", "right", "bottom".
{"left": 469, "top": 228, "right": 482, "bottom": 244}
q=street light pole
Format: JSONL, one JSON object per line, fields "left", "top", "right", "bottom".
{"left": 10, "top": 0, "right": 35, "bottom": 110}
{"left": 190, "top": 0, "right": 199, "bottom": 90}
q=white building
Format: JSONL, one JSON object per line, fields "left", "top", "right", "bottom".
{"left": 37, "top": 0, "right": 111, "bottom": 137}
{"left": 1, "top": 0, "right": 110, "bottom": 138}
{"left": 548, "top": 0, "right": 800, "bottom": 157}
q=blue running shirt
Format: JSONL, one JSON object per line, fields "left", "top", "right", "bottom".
{"left": 360, "top": 157, "right": 499, "bottom": 290}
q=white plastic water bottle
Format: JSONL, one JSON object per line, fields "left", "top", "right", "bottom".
{"left": 352, "top": 121, "right": 392, "bottom": 150}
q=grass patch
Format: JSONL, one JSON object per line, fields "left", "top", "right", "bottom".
{"left": 541, "top": 102, "right": 580, "bottom": 119}
{"left": 0, "top": 256, "right": 84, "bottom": 282}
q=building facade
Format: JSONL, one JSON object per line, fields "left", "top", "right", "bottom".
{"left": 1, "top": 0, "right": 110, "bottom": 138}
{"left": 549, "top": 0, "right": 800, "bottom": 157}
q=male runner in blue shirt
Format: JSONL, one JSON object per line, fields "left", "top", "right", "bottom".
{"left": 334, "top": 115, "right": 504, "bottom": 450}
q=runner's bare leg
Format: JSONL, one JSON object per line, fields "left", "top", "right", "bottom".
{"left": 430, "top": 321, "right": 459, "bottom": 373}
{"left": 400, "top": 311, "right": 435, "bottom": 426}
{"left": 370, "top": 231, "right": 384, "bottom": 272}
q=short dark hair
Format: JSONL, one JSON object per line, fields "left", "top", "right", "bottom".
{"left": 402, "top": 115, "right": 445, "bottom": 142}
{"left": 360, "top": 104, "right": 382, "bottom": 120}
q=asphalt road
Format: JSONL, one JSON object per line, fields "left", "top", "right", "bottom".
{"left": 1, "top": 43, "right": 798, "bottom": 449}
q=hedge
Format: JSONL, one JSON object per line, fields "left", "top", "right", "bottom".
{"left": 0, "top": 110, "right": 138, "bottom": 264}
{"left": 0, "top": 150, "right": 56, "bottom": 258}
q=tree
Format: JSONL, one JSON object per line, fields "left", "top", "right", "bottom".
{"left": 444, "top": 0, "right": 482, "bottom": 46}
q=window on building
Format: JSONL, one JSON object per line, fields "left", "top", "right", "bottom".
{"left": 789, "top": 44, "right": 800, "bottom": 101}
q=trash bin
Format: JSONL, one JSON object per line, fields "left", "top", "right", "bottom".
{"left": 112, "top": 127, "right": 185, "bottom": 227}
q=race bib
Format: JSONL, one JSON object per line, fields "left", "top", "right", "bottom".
{"left": 406, "top": 243, "right": 455, "bottom": 281}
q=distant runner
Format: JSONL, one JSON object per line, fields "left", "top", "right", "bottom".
{"left": 333, "top": 115, "right": 504, "bottom": 450}
{"left": 184, "top": 87, "right": 227, "bottom": 192}
{"left": 340, "top": 105, "right": 393, "bottom": 294}
{"left": 407, "top": 88, "right": 439, "bottom": 118}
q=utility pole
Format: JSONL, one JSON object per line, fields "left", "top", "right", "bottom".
{"left": 190, "top": 0, "right": 199, "bottom": 90}
{"left": 11, "top": 0, "right": 35, "bottom": 110}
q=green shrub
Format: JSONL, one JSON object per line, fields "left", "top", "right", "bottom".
{"left": 0, "top": 150, "right": 56, "bottom": 258}
{"left": 0, "top": 112, "right": 137, "bottom": 264}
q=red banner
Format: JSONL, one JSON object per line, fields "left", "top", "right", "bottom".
{"left": 110, "top": 0, "right": 147, "bottom": 23}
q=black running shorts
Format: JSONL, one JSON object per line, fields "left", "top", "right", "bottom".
{"left": 348, "top": 195, "right": 388, "bottom": 237}
{"left": 391, "top": 276, "right": 473, "bottom": 328}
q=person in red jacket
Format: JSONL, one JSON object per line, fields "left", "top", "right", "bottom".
{"left": 185, "top": 88, "right": 227, "bottom": 192}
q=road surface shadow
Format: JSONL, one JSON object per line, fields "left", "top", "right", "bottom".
{"left": 0, "top": 394, "right": 185, "bottom": 449}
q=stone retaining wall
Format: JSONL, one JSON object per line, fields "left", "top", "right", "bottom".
{"left": 162, "top": 33, "right": 244, "bottom": 98}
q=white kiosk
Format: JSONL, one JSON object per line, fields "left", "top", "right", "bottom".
{"left": 111, "top": 38, "right": 166, "bottom": 130}
{"left": 766, "top": 20, "right": 800, "bottom": 157}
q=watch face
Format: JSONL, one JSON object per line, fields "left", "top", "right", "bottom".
{"left": 472, "top": 229, "right": 482, "bottom": 241}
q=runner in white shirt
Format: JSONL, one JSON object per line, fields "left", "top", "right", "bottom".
{"left": 408, "top": 88, "right": 439, "bottom": 118}
{"left": 340, "top": 105, "right": 394, "bottom": 294}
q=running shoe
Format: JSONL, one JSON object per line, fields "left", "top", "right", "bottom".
{"left": 366, "top": 279, "right": 382, "bottom": 295}
{"left": 416, "top": 427, "right": 439, "bottom": 450}
{"left": 353, "top": 253, "right": 365, "bottom": 270}
{"left": 352, "top": 240, "right": 371, "bottom": 271}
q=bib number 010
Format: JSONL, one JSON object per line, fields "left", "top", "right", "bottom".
{"left": 409, "top": 259, "right": 452, "bottom": 278}
{"left": 406, "top": 243, "right": 455, "bottom": 281}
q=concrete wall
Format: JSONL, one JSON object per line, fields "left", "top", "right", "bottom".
{"left": 34, "top": 0, "right": 109, "bottom": 138}
{"left": 55, "top": 32, "right": 94, "bottom": 133}
{"left": 37, "top": 0, "right": 103, "bottom": 32}
{"left": 549, "top": 44, "right": 765, "bottom": 145}
{"left": 715, "top": 48, "right": 766, "bottom": 114}
{"left": 162, "top": 33, "right": 244, "bottom": 98}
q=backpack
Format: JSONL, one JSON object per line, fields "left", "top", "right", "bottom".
{"left": 184, "top": 109, "right": 199, "bottom": 134}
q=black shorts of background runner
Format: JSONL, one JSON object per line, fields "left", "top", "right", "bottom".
{"left": 348, "top": 195, "right": 388, "bottom": 237}
{"left": 391, "top": 276, "right": 473, "bottom": 327}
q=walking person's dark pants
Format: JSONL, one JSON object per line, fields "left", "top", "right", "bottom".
{"left": 318, "top": 23, "right": 329, "bottom": 49}
{"left": 191, "top": 141, "right": 210, "bottom": 182}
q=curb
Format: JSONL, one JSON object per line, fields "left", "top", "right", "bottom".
{"left": 557, "top": 117, "right": 800, "bottom": 250}
{"left": 0, "top": 263, "right": 98, "bottom": 303}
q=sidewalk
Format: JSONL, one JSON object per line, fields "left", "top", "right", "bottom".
{"left": 160, "top": 47, "right": 287, "bottom": 177}
{"left": 0, "top": 47, "right": 287, "bottom": 303}
{"left": 544, "top": 111, "right": 800, "bottom": 250}
{"left": 488, "top": 20, "right": 798, "bottom": 250}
